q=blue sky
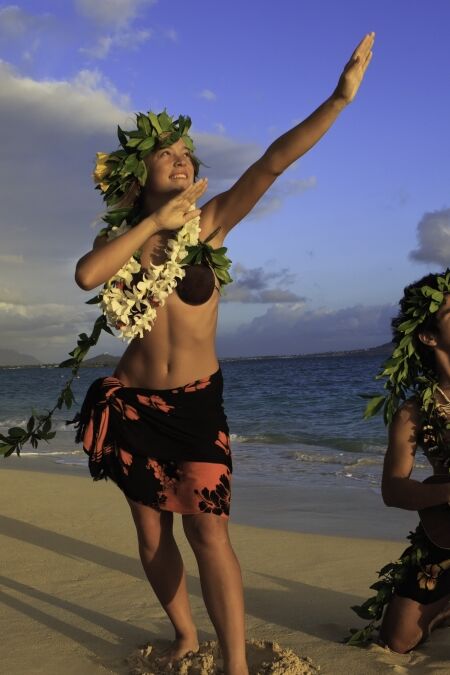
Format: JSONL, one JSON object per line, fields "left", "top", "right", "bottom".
{"left": 1, "top": 0, "right": 450, "bottom": 361}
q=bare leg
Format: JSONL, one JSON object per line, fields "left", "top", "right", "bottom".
{"left": 183, "top": 514, "right": 248, "bottom": 675}
{"left": 127, "top": 498, "right": 199, "bottom": 660}
{"left": 380, "top": 593, "right": 450, "bottom": 653}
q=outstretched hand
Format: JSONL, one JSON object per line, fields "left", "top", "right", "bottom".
{"left": 333, "top": 32, "right": 375, "bottom": 105}
{"left": 151, "top": 178, "right": 208, "bottom": 231}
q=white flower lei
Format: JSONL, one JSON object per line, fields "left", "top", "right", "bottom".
{"left": 100, "top": 208, "right": 200, "bottom": 341}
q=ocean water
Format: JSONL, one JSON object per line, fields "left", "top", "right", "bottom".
{"left": 0, "top": 354, "right": 430, "bottom": 488}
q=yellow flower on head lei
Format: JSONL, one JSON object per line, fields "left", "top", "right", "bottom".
{"left": 0, "top": 110, "right": 231, "bottom": 458}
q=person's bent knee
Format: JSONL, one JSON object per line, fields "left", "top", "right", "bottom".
{"left": 382, "top": 632, "right": 422, "bottom": 654}
{"left": 183, "top": 514, "right": 230, "bottom": 550}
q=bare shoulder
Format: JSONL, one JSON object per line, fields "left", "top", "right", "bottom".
{"left": 385, "top": 397, "right": 422, "bottom": 472}
{"left": 391, "top": 397, "right": 422, "bottom": 430}
{"left": 93, "top": 234, "right": 108, "bottom": 250}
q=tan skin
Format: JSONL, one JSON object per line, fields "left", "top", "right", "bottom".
{"left": 380, "top": 294, "right": 450, "bottom": 653}
{"left": 75, "top": 34, "right": 374, "bottom": 674}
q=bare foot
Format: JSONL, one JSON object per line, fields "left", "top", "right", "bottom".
{"left": 156, "top": 636, "right": 200, "bottom": 667}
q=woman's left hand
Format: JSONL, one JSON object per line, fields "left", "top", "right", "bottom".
{"left": 333, "top": 32, "right": 375, "bottom": 105}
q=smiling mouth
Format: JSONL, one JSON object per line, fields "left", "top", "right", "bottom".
{"left": 170, "top": 173, "right": 188, "bottom": 179}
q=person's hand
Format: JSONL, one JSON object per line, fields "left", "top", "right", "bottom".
{"left": 333, "top": 32, "right": 375, "bottom": 105}
{"left": 147, "top": 178, "right": 208, "bottom": 231}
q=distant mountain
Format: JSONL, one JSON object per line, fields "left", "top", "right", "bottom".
{"left": 0, "top": 348, "right": 41, "bottom": 366}
{"left": 362, "top": 342, "right": 393, "bottom": 355}
{"left": 78, "top": 344, "right": 394, "bottom": 367}
{"left": 307, "top": 342, "right": 393, "bottom": 358}
{"left": 80, "top": 353, "right": 120, "bottom": 367}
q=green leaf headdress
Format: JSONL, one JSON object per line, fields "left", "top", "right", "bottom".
{"left": 93, "top": 110, "right": 201, "bottom": 232}
{"left": 364, "top": 269, "right": 450, "bottom": 425}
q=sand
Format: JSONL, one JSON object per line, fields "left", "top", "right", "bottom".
{"left": 1, "top": 466, "right": 450, "bottom": 674}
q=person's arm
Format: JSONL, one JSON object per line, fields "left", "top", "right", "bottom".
{"left": 382, "top": 400, "right": 450, "bottom": 510}
{"left": 201, "top": 32, "right": 374, "bottom": 241}
{"left": 75, "top": 179, "right": 207, "bottom": 291}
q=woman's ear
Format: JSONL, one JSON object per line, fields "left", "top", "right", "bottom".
{"left": 418, "top": 331, "right": 438, "bottom": 347}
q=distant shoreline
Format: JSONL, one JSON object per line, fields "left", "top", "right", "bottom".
{"left": 0, "top": 342, "right": 392, "bottom": 369}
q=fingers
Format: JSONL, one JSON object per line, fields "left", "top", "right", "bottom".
{"left": 183, "top": 208, "right": 201, "bottom": 222}
{"left": 362, "top": 50, "right": 373, "bottom": 74}
{"left": 351, "top": 31, "right": 375, "bottom": 60}
{"left": 179, "top": 178, "right": 208, "bottom": 203}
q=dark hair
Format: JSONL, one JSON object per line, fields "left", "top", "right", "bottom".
{"left": 391, "top": 272, "right": 444, "bottom": 373}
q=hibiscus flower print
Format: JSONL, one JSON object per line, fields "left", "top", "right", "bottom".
{"left": 417, "top": 559, "right": 450, "bottom": 591}
{"left": 118, "top": 447, "right": 134, "bottom": 475}
{"left": 195, "top": 473, "right": 231, "bottom": 517}
{"left": 171, "top": 376, "right": 211, "bottom": 394}
{"left": 137, "top": 393, "right": 174, "bottom": 414}
{"left": 146, "top": 458, "right": 179, "bottom": 491}
{"left": 110, "top": 397, "right": 139, "bottom": 421}
{"left": 184, "top": 377, "right": 211, "bottom": 393}
{"left": 215, "top": 430, "right": 230, "bottom": 455}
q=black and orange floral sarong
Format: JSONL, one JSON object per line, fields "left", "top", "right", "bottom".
{"left": 74, "top": 369, "right": 232, "bottom": 517}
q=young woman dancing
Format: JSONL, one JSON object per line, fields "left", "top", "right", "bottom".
{"left": 74, "top": 33, "right": 374, "bottom": 674}
{"left": 350, "top": 271, "right": 450, "bottom": 652}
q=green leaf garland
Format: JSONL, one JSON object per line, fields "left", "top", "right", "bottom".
{"left": 347, "top": 269, "right": 450, "bottom": 645}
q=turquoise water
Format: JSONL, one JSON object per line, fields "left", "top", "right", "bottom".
{"left": 0, "top": 355, "right": 430, "bottom": 487}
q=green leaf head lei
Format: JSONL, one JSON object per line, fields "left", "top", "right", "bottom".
{"left": 364, "top": 269, "right": 450, "bottom": 427}
{"left": 93, "top": 110, "right": 202, "bottom": 234}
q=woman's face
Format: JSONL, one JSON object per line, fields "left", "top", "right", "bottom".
{"left": 435, "top": 294, "right": 450, "bottom": 349}
{"left": 145, "top": 138, "right": 195, "bottom": 194}
{"left": 420, "top": 294, "right": 450, "bottom": 353}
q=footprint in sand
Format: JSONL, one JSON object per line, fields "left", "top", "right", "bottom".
{"left": 127, "top": 639, "right": 320, "bottom": 675}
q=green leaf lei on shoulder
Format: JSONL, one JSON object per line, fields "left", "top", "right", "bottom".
{"left": 346, "top": 269, "right": 450, "bottom": 646}
{"left": 0, "top": 110, "right": 232, "bottom": 458}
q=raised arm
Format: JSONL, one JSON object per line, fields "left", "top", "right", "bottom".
{"left": 202, "top": 32, "right": 375, "bottom": 241}
{"left": 382, "top": 400, "right": 450, "bottom": 510}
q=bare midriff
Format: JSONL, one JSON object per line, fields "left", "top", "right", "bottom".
{"left": 114, "top": 287, "right": 220, "bottom": 389}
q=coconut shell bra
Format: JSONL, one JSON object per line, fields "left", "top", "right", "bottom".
{"left": 175, "top": 263, "right": 220, "bottom": 306}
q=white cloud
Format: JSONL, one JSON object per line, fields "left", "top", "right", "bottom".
{"left": 0, "top": 285, "right": 24, "bottom": 303}
{"left": 193, "top": 132, "right": 262, "bottom": 196}
{"left": 0, "top": 61, "right": 131, "bottom": 131}
{"left": 409, "top": 208, "right": 450, "bottom": 267}
{"left": 80, "top": 28, "right": 152, "bottom": 59}
{"left": 0, "top": 301, "right": 93, "bottom": 334}
{"left": 0, "top": 5, "right": 54, "bottom": 63}
{"left": 199, "top": 89, "right": 217, "bottom": 101}
{"left": 222, "top": 264, "right": 304, "bottom": 303}
{"left": 217, "top": 302, "right": 394, "bottom": 357}
{"left": 0, "top": 254, "right": 24, "bottom": 264}
{"left": 0, "top": 5, "right": 52, "bottom": 38}
{"left": 0, "top": 5, "right": 29, "bottom": 37}
{"left": 164, "top": 28, "right": 177, "bottom": 42}
{"left": 249, "top": 176, "right": 317, "bottom": 219}
{"left": 75, "top": 0, "right": 155, "bottom": 29}
{"left": 0, "top": 301, "right": 100, "bottom": 359}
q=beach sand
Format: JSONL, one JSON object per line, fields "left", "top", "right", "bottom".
{"left": 1, "top": 466, "right": 450, "bottom": 674}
